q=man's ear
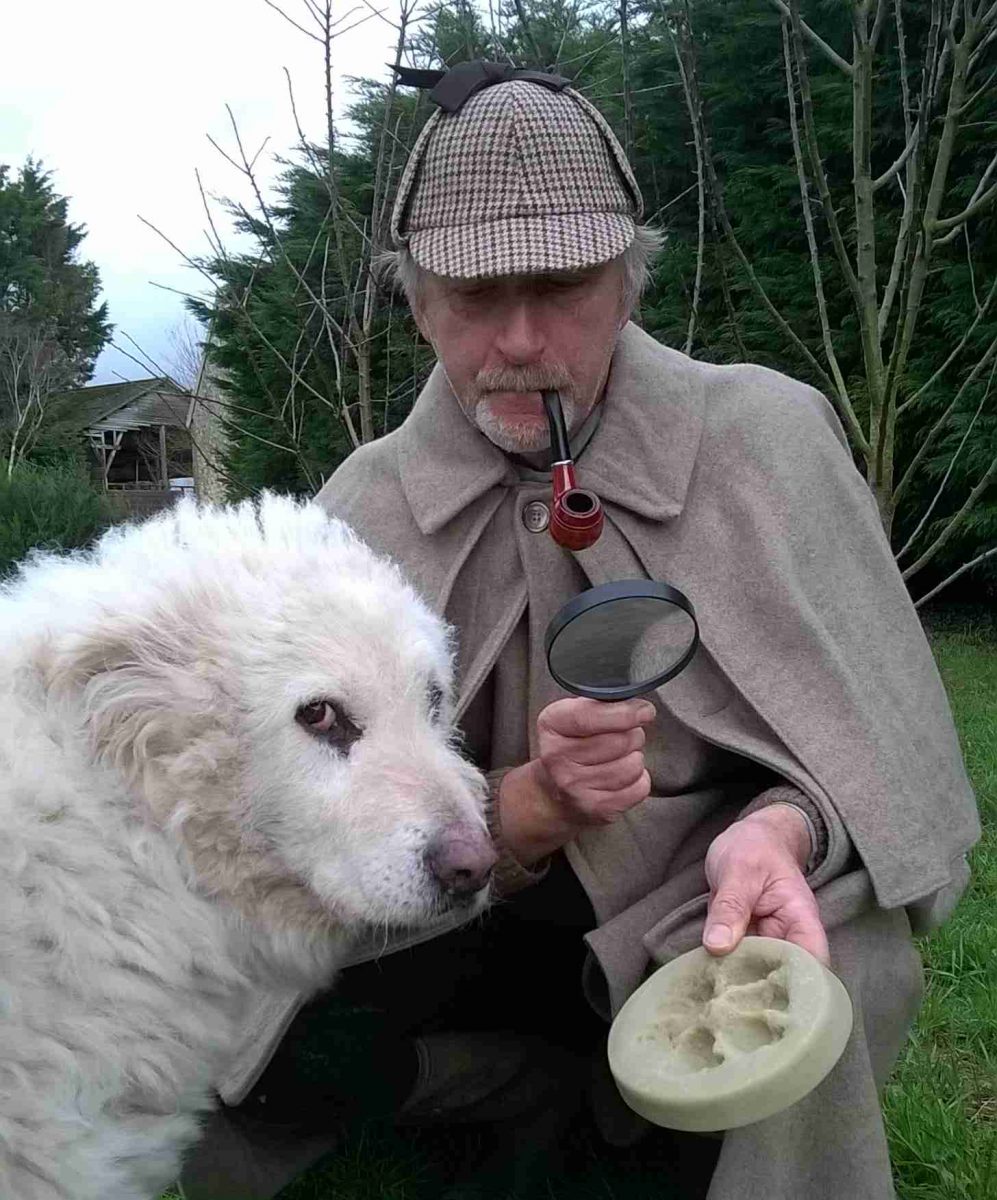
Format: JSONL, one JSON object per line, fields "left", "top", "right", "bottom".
{"left": 412, "top": 302, "right": 435, "bottom": 349}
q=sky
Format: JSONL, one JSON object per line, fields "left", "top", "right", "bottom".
{"left": 2, "top": 0, "right": 399, "bottom": 385}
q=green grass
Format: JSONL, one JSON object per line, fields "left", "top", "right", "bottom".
{"left": 163, "top": 621, "right": 997, "bottom": 1200}
{"left": 883, "top": 625, "right": 997, "bottom": 1200}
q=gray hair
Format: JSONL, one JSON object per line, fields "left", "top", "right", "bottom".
{"left": 375, "top": 223, "right": 665, "bottom": 317}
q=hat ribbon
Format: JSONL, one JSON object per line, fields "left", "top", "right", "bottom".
{"left": 391, "top": 60, "right": 571, "bottom": 114}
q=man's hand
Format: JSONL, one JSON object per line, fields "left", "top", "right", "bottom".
{"left": 703, "top": 805, "right": 830, "bottom": 966}
{"left": 497, "top": 697, "right": 655, "bottom": 866}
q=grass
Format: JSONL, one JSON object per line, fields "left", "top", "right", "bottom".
{"left": 162, "top": 620, "right": 997, "bottom": 1200}
{"left": 883, "top": 623, "right": 997, "bottom": 1200}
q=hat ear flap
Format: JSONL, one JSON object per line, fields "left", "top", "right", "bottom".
{"left": 568, "top": 89, "right": 644, "bottom": 219}
{"left": 391, "top": 108, "right": 443, "bottom": 249}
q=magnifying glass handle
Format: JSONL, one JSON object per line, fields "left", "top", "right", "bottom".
{"left": 542, "top": 391, "right": 604, "bottom": 550}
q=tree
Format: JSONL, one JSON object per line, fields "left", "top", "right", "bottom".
{"left": 0, "top": 159, "right": 112, "bottom": 473}
{"left": 0, "top": 314, "right": 74, "bottom": 478}
{"left": 0, "top": 160, "right": 110, "bottom": 382}
{"left": 182, "top": 0, "right": 995, "bottom": 599}
{"left": 163, "top": 0, "right": 436, "bottom": 496}
{"left": 656, "top": 0, "right": 997, "bottom": 602}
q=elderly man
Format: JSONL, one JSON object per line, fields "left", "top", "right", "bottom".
{"left": 180, "top": 62, "right": 979, "bottom": 1200}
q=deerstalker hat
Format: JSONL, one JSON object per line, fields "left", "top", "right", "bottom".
{"left": 391, "top": 61, "right": 643, "bottom": 279}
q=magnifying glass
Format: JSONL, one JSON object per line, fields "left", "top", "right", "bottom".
{"left": 539, "top": 389, "right": 700, "bottom": 699}
{"left": 545, "top": 579, "right": 699, "bottom": 701}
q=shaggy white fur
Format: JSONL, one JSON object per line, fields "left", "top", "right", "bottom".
{"left": 0, "top": 495, "right": 493, "bottom": 1200}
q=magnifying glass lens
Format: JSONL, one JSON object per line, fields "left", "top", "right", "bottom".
{"left": 545, "top": 581, "right": 699, "bottom": 701}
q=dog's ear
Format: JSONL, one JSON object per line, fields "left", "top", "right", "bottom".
{"left": 43, "top": 609, "right": 236, "bottom": 822}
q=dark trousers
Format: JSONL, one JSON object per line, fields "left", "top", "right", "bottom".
{"left": 242, "top": 853, "right": 605, "bottom": 1124}
{"left": 189, "top": 856, "right": 720, "bottom": 1199}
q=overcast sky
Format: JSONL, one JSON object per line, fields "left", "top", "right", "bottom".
{"left": 2, "top": 0, "right": 398, "bottom": 385}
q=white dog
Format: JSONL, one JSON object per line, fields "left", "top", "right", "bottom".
{"left": 0, "top": 495, "right": 495, "bottom": 1200}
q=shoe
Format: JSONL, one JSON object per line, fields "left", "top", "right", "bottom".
{"left": 398, "top": 1031, "right": 534, "bottom": 1122}
{"left": 176, "top": 1104, "right": 341, "bottom": 1200}
{"left": 399, "top": 1031, "right": 586, "bottom": 1198}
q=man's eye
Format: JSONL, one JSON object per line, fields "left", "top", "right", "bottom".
{"left": 295, "top": 699, "right": 362, "bottom": 752}
{"left": 454, "top": 286, "right": 489, "bottom": 302}
{"left": 537, "top": 274, "right": 586, "bottom": 293}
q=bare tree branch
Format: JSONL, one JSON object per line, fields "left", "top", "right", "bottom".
{"left": 897, "top": 357, "right": 997, "bottom": 559}
{"left": 356, "top": 0, "right": 399, "bottom": 29}
{"left": 618, "top": 0, "right": 634, "bottom": 160}
{"left": 262, "top": 0, "right": 324, "bottom": 42}
{"left": 872, "top": 119, "right": 921, "bottom": 191}
{"left": 0, "top": 318, "right": 73, "bottom": 476}
{"left": 933, "top": 174, "right": 997, "bottom": 231}
{"left": 512, "top": 0, "right": 544, "bottom": 63}
{"left": 902, "top": 451, "right": 997, "bottom": 579}
{"left": 957, "top": 61, "right": 997, "bottom": 111}
{"left": 895, "top": 327, "right": 997, "bottom": 502}
{"left": 914, "top": 545, "right": 997, "bottom": 606}
{"left": 787, "top": 1, "right": 863, "bottom": 308}
{"left": 766, "top": 0, "right": 853, "bottom": 75}
{"left": 900, "top": 272, "right": 997, "bottom": 409}
{"left": 781, "top": 18, "right": 854, "bottom": 420}
{"left": 668, "top": 5, "right": 704, "bottom": 356}
{"left": 894, "top": 0, "right": 914, "bottom": 139}
{"left": 664, "top": 0, "right": 846, "bottom": 417}
{"left": 870, "top": 0, "right": 891, "bottom": 49}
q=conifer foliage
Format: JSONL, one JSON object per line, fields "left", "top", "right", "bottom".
{"left": 192, "top": 0, "right": 996, "bottom": 598}
{"left": 0, "top": 159, "right": 111, "bottom": 473}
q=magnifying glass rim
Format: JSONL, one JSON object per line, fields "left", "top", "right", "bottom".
{"left": 544, "top": 579, "right": 700, "bottom": 701}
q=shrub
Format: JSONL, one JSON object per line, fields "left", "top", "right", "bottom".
{"left": 0, "top": 463, "right": 113, "bottom": 578}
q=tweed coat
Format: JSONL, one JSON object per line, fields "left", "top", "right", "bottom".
{"left": 218, "top": 324, "right": 978, "bottom": 1198}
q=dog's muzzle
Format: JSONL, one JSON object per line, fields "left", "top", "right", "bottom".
{"left": 424, "top": 825, "right": 498, "bottom": 900}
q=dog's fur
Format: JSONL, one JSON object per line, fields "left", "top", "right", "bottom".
{"left": 0, "top": 495, "right": 491, "bottom": 1200}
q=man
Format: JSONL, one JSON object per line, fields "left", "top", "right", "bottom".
{"left": 181, "top": 62, "right": 979, "bottom": 1200}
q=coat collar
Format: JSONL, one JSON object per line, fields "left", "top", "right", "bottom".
{"left": 398, "top": 323, "right": 705, "bottom": 535}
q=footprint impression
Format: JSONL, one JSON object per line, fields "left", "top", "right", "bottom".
{"left": 640, "top": 951, "right": 791, "bottom": 1073}
{"left": 607, "top": 937, "right": 853, "bottom": 1132}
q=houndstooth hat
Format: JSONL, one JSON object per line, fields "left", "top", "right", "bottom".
{"left": 391, "top": 65, "right": 643, "bottom": 279}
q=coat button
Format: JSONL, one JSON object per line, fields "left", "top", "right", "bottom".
{"left": 522, "top": 500, "right": 550, "bottom": 532}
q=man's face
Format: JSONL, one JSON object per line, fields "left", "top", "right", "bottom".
{"left": 414, "top": 258, "right": 628, "bottom": 454}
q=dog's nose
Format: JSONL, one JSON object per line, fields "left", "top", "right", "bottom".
{"left": 425, "top": 827, "right": 498, "bottom": 898}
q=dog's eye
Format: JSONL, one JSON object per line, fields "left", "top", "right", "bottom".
{"left": 298, "top": 701, "right": 337, "bottom": 732}
{"left": 295, "top": 699, "right": 361, "bottom": 752}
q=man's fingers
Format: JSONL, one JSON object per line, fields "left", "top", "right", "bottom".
{"left": 756, "top": 909, "right": 831, "bottom": 967}
{"left": 554, "top": 750, "right": 646, "bottom": 794}
{"left": 704, "top": 879, "right": 762, "bottom": 956}
{"left": 553, "top": 726, "right": 646, "bottom": 765}
{"left": 571, "top": 770, "right": 652, "bottom": 822}
{"left": 540, "top": 697, "right": 656, "bottom": 739}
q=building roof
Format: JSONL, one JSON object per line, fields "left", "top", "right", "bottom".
{"left": 49, "top": 377, "right": 192, "bottom": 435}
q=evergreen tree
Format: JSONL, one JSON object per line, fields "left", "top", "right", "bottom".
{"left": 193, "top": 0, "right": 994, "bottom": 592}
{"left": 0, "top": 159, "right": 111, "bottom": 382}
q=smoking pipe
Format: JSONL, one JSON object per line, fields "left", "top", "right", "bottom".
{"left": 541, "top": 390, "right": 604, "bottom": 550}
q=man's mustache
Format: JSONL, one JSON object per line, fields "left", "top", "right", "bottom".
{"left": 475, "top": 364, "right": 573, "bottom": 394}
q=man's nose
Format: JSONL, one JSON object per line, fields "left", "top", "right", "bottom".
{"left": 494, "top": 299, "right": 545, "bottom": 365}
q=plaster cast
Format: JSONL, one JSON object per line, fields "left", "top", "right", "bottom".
{"left": 607, "top": 937, "right": 853, "bottom": 1131}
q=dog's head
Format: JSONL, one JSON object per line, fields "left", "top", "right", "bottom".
{"left": 31, "top": 495, "right": 496, "bottom": 943}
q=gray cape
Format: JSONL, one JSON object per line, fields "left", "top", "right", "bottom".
{"left": 215, "top": 326, "right": 977, "bottom": 1183}
{"left": 316, "top": 322, "right": 979, "bottom": 913}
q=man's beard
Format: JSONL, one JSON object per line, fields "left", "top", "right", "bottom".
{"left": 466, "top": 363, "right": 577, "bottom": 453}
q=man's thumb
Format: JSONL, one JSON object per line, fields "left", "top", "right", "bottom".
{"left": 703, "top": 884, "right": 757, "bottom": 956}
